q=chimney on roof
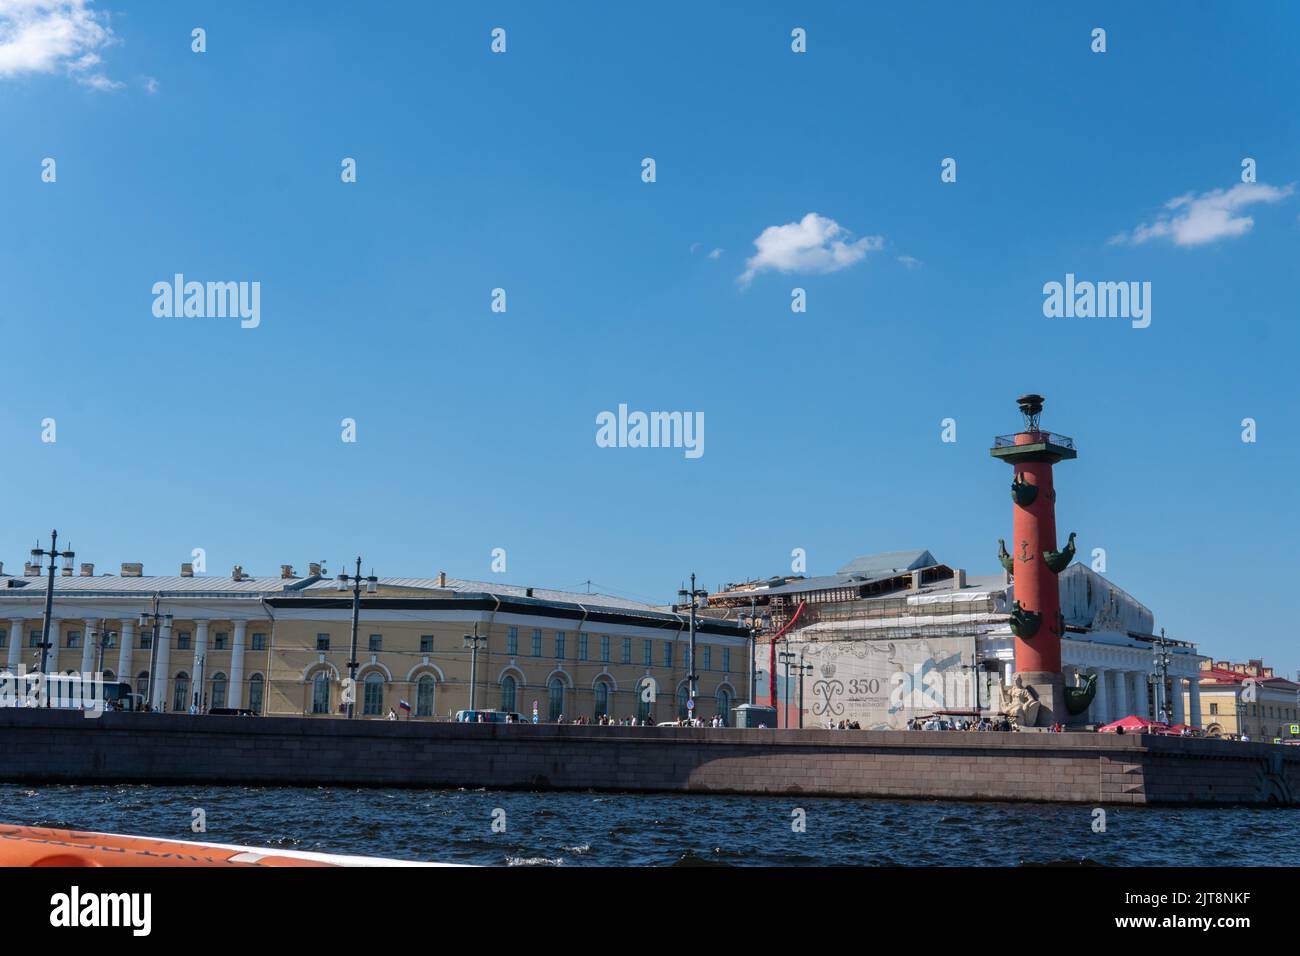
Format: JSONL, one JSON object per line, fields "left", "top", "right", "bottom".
{"left": 910, "top": 570, "right": 924, "bottom": 592}
{"left": 24, "top": 562, "right": 39, "bottom": 577}
{"left": 232, "top": 565, "right": 244, "bottom": 582}
{"left": 1263, "top": 666, "right": 1274, "bottom": 678}
{"left": 437, "top": 570, "right": 446, "bottom": 587}
{"left": 952, "top": 568, "right": 967, "bottom": 590}
{"left": 309, "top": 562, "right": 322, "bottom": 577}
{"left": 281, "top": 564, "right": 295, "bottom": 579}
{"left": 525, "top": 587, "right": 534, "bottom": 598}
{"left": 121, "top": 563, "right": 143, "bottom": 578}
{"left": 0, "top": 561, "right": 5, "bottom": 576}
{"left": 79, "top": 563, "right": 94, "bottom": 577}
{"left": 181, "top": 563, "right": 194, "bottom": 577}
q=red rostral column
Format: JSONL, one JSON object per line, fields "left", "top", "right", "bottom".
{"left": 990, "top": 394, "right": 1077, "bottom": 724}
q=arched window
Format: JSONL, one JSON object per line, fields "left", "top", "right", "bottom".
{"left": 311, "top": 671, "right": 331, "bottom": 714}
{"left": 677, "top": 684, "right": 690, "bottom": 720}
{"left": 363, "top": 672, "right": 384, "bottom": 716}
{"left": 248, "top": 674, "right": 264, "bottom": 714}
{"left": 102, "top": 670, "right": 115, "bottom": 682}
{"left": 210, "top": 673, "right": 228, "bottom": 710}
{"left": 594, "top": 681, "right": 610, "bottom": 719}
{"left": 416, "top": 674, "right": 436, "bottom": 717}
{"left": 715, "top": 687, "right": 732, "bottom": 721}
{"left": 637, "top": 678, "right": 654, "bottom": 723}
{"left": 173, "top": 672, "right": 190, "bottom": 713}
{"left": 547, "top": 678, "right": 565, "bottom": 721}
{"left": 500, "top": 675, "right": 517, "bottom": 713}
{"left": 136, "top": 671, "right": 149, "bottom": 700}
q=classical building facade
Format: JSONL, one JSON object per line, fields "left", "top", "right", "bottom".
{"left": 0, "top": 563, "right": 749, "bottom": 722}
{"left": 1193, "top": 659, "right": 1300, "bottom": 740}
{"left": 706, "top": 550, "right": 1205, "bottom": 729}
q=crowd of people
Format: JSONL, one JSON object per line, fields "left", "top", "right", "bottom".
{"left": 907, "top": 716, "right": 1018, "bottom": 732}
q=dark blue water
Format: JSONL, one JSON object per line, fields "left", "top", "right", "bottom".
{"left": 3, "top": 784, "right": 1297, "bottom": 866}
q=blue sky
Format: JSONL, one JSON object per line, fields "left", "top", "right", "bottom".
{"left": 1, "top": 2, "right": 1297, "bottom": 674}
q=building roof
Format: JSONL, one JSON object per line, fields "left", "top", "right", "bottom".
{"left": 836, "top": 549, "right": 937, "bottom": 576}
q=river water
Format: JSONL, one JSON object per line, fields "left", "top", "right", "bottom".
{"left": 3, "top": 784, "right": 1297, "bottom": 866}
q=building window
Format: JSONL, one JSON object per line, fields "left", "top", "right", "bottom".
{"left": 531, "top": 629, "right": 542, "bottom": 656}
{"left": 368, "top": 634, "right": 382, "bottom": 652}
{"left": 722, "top": 648, "right": 731, "bottom": 673}
{"left": 555, "top": 632, "right": 566, "bottom": 659}
{"left": 66, "top": 630, "right": 81, "bottom": 649}
{"left": 316, "top": 633, "right": 330, "bottom": 651}
{"left": 416, "top": 674, "right": 436, "bottom": 717}
{"left": 501, "top": 675, "right": 517, "bottom": 713}
{"left": 702, "top": 646, "right": 712, "bottom": 671}
{"left": 643, "top": 640, "right": 653, "bottom": 667}
{"left": 173, "top": 672, "right": 191, "bottom": 713}
{"left": 252, "top": 633, "right": 266, "bottom": 651}
{"left": 311, "top": 672, "right": 331, "bottom": 714}
{"left": 362, "top": 672, "right": 384, "bottom": 715}
{"left": 548, "top": 678, "right": 565, "bottom": 721}
{"left": 663, "top": 643, "right": 673, "bottom": 668}
{"left": 578, "top": 633, "right": 589, "bottom": 660}
{"left": 677, "top": 684, "right": 690, "bottom": 720}
{"left": 507, "top": 627, "right": 519, "bottom": 656}
{"left": 214, "top": 632, "right": 228, "bottom": 651}
{"left": 419, "top": 635, "right": 434, "bottom": 653}
{"left": 138, "top": 631, "right": 152, "bottom": 650}
{"left": 600, "top": 634, "right": 610, "bottom": 663}
{"left": 0, "top": 629, "right": 6, "bottom": 649}
{"left": 136, "top": 671, "right": 149, "bottom": 699}
{"left": 176, "top": 631, "right": 191, "bottom": 651}
{"left": 248, "top": 674, "right": 264, "bottom": 714}
{"left": 622, "top": 637, "right": 632, "bottom": 663}
{"left": 29, "top": 630, "right": 41, "bottom": 648}
{"left": 637, "top": 683, "right": 653, "bottom": 722}
{"left": 594, "top": 681, "right": 610, "bottom": 718}
{"left": 716, "top": 687, "right": 731, "bottom": 719}
{"left": 210, "top": 673, "right": 228, "bottom": 710}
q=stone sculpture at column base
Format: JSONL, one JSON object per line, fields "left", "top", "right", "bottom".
{"left": 1003, "top": 672, "right": 1070, "bottom": 728}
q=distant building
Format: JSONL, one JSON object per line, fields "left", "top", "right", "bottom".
{"left": 1194, "top": 659, "right": 1300, "bottom": 740}
{"left": 0, "top": 561, "right": 748, "bottom": 722}
{"left": 707, "top": 549, "right": 1204, "bottom": 729}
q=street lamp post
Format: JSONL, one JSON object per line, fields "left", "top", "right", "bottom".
{"left": 464, "top": 624, "right": 487, "bottom": 711}
{"left": 336, "top": 557, "right": 377, "bottom": 719}
{"left": 90, "top": 621, "right": 118, "bottom": 676}
{"left": 30, "top": 530, "right": 75, "bottom": 701}
{"left": 740, "top": 599, "right": 770, "bottom": 707}
{"left": 1152, "top": 628, "right": 1175, "bottom": 724}
{"left": 139, "top": 595, "right": 173, "bottom": 712}
{"left": 778, "top": 648, "right": 797, "bottom": 729}
{"left": 677, "top": 574, "right": 708, "bottom": 713}
{"left": 794, "top": 654, "right": 813, "bottom": 728}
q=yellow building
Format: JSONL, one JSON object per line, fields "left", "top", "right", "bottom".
{"left": 0, "top": 561, "right": 750, "bottom": 723}
{"left": 1192, "top": 659, "right": 1300, "bottom": 740}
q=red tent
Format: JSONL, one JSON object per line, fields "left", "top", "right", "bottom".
{"left": 1160, "top": 723, "right": 1197, "bottom": 735}
{"left": 1099, "top": 714, "right": 1168, "bottom": 733}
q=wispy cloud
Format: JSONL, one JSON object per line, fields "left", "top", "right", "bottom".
{"left": 738, "top": 212, "right": 882, "bottom": 287}
{"left": 0, "top": 0, "right": 119, "bottom": 89}
{"left": 1110, "top": 182, "right": 1296, "bottom": 247}
{"left": 897, "top": 255, "right": 921, "bottom": 269}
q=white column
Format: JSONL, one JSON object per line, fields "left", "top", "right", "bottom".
{"left": 1125, "top": 671, "right": 1145, "bottom": 719}
{"left": 46, "top": 620, "right": 61, "bottom": 672}
{"left": 1091, "top": 668, "right": 1109, "bottom": 724}
{"left": 1188, "top": 677, "right": 1202, "bottom": 729}
{"left": 1137, "top": 671, "right": 1153, "bottom": 719}
{"left": 1111, "top": 669, "right": 1128, "bottom": 721}
{"left": 80, "top": 620, "right": 96, "bottom": 674}
{"left": 229, "top": 622, "right": 247, "bottom": 708}
{"left": 1171, "top": 677, "right": 1186, "bottom": 724}
{"left": 151, "top": 620, "right": 173, "bottom": 711}
{"left": 192, "top": 621, "right": 209, "bottom": 707}
{"left": 6, "top": 618, "right": 22, "bottom": 670}
{"left": 117, "top": 621, "right": 135, "bottom": 681}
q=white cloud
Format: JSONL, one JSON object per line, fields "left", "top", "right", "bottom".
{"left": 1111, "top": 182, "right": 1296, "bottom": 247}
{"left": 142, "top": 74, "right": 157, "bottom": 94}
{"left": 739, "top": 212, "right": 882, "bottom": 286}
{"left": 708, "top": 247, "right": 722, "bottom": 259}
{"left": 897, "top": 255, "right": 921, "bottom": 269}
{"left": 0, "top": 0, "right": 119, "bottom": 89}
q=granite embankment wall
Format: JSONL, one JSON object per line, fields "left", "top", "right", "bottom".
{"left": 0, "top": 710, "right": 1296, "bottom": 806}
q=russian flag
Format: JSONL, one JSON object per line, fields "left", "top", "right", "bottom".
{"left": 398, "top": 699, "right": 411, "bottom": 712}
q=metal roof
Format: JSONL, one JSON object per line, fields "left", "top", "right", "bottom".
{"left": 836, "top": 549, "right": 936, "bottom": 576}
